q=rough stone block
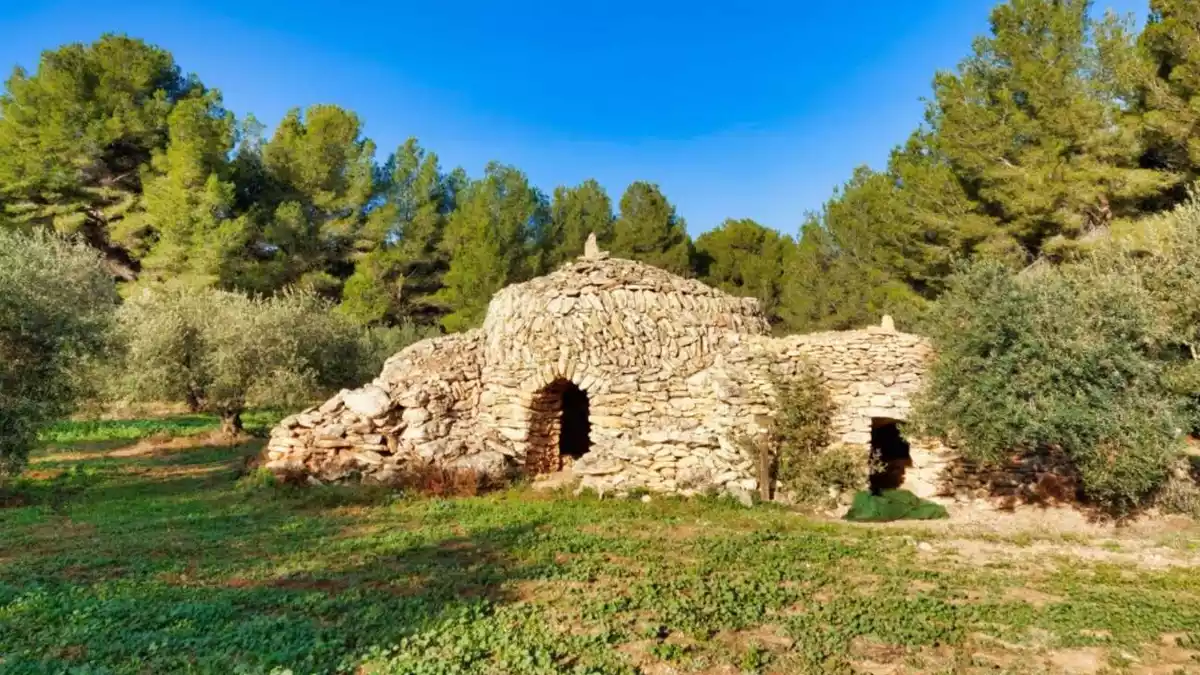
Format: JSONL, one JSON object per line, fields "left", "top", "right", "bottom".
{"left": 344, "top": 385, "right": 391, "bottom": 418}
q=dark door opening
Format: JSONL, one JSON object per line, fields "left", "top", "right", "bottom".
{"left": 559, "top": 382, "right": 591, "bottom": 461}
{"left": 526, "top": 378, "right": 592, "bottom": 476}
{"left": 869, "top": 419, "right": 911, "bottom": 494}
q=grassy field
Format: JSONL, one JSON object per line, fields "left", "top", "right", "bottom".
{"left": 1, "top": 416, "right": 1199, "bottom": 674}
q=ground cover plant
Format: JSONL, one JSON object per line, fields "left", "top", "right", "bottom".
{"left": 2, "top": 417, "right": 1199, "bottom": 674}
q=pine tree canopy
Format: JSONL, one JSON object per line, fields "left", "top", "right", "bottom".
{"left": 0, "top": 34, "right": 202, "bottom": 280}
{"left": 611, "top": 181, "right": 692, "bottom": 277}
{"left": 6, "top": 1, "right": 1200, "bottom": 334}
{"left": 543, "top": 179, "right": 614, "bottom": 271}
{"left": 694, "top": 218, "right": 791, "bottom": 323}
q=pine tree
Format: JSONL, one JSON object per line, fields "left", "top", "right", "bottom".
{"left": 778, "top": 218, "right": 834, "bottom": 332}
{"left": 815, "top": 146, "right": 990, "bottom": 305}
{"left": 611, "top": 181, "right": 692, "bottom": 275}
{"left": 437, "top": 163, "right": 544, "bottom": 331}
{"left": 393, "top": 142, "right": 452, "bottom": 316}
{"left": 228, "top": 114, "right": 271, "bottom": 216}
{"left": 133, "top": 94, "right": 250, "bottom": 289}
{"left": 1134, "top": 0, "right": 1200, "bottom": 192}
{"left": 884, "top": 134, "right": 996, "bottom": 288}
{"left": 0, "top": 34, "right": 201, "bottom": 280}
{"left": 542, "top": 179, "right": 614, "bottom": 270}
{"left": 254, "top": 105, "right": 376, "bottom": 295}
{"left": 778, "top": 216, "right": 928, "bottom": 334}
{"left": 693, "top": 218, "right": 791, "bottom": 324}
{"left": 338, "top": 248, "right": 402, "bottom": 325}
{"left": 342, "top": 138, "right": 451, "bottom": 325}
{"left": 929, "top": 0, "right": 1175, "bottom": 259}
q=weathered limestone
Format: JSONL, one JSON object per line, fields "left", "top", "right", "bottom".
{"left": 264, "top": 242, "right": 938, "bottom": 497}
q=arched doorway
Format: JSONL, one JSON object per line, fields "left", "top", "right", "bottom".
{"left": 869, "top": 418, "right": 912, "bottom": 493}
{"left": 525, "top": 379, "right": 591, "bottom": 475}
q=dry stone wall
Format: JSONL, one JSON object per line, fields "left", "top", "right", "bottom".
{"left": 470, "top": 247, "right": 773, "bottom": 495}
{"left": 265, "top": 238, "right": 942, "bottom": 498}
{"left": 265, "top": 331, "right": 511, "bottom": 482}
{"left": 560, "top": 326, "right": 934, "bottom": 497}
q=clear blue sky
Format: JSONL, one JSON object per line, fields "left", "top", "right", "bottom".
{"left": 0, "top": 0, "right": 1147, "bottom": 238}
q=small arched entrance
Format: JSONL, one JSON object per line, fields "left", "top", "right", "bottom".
{"left": 525, "top": 378, "right": 591, "bottom": 475}
{"left": 869, "top": 418, "right": 912, "bottom": 493}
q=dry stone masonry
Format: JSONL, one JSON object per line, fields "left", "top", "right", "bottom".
{"left": 265, "top": 236, "right": 943, "bottom": 498}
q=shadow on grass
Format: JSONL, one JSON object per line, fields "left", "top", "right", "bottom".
{"left": 0, "top": 439, "right": 559, "bottom": 673}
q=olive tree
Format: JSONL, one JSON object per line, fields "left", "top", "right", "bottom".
{"left": 1103, "top": 196, "right": 1200, "bottom": 424}
{"left": 116, "top": 288, "right": 363, "bottom": 435}
{"left": 914, "top": 260, "right": 1184, "bottom": 512}
{"left": 0, "top": 230, "right": 118, "bottom": 476}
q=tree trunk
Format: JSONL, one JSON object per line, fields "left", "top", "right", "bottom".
{"left": 757, "top": 442, "right": 775, "bottom": 502}
{"left": 81, "top": 216, "right": 141, "bottom": 282}
{"left": 184, "top": 390, "right": 203, "bottom": 413}
{"left": 219, "top": 410, "right": 244, "bottom": 438}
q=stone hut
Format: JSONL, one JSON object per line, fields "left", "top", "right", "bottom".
{"left": 265, "top": 238, "right": 938, "bottom": 498}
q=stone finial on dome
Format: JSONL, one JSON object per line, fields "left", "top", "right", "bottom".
{"left": 880, "top": 315, "right": 896, "bottom": 332}
{"left": 582, "top": 232, "right": 607, "bottom": 260}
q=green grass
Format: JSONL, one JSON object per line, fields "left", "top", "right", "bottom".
{"left": 1, "top": 421, "right": 1198, "bottom": 674}
{"left": 37, "top": 410, "right": 284, "bottom": 445}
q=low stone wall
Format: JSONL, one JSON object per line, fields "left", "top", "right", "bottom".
{"left": 762, "top": 326, "right": 931, "bottom": 445}
{"left": 264, "top": 331, "right": 511, "bottom": 482}
{"left": 559, "top": 326, "right": 935, "bottom": 497}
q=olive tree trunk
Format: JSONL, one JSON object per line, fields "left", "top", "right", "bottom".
{"left": 185, "top": 389, "right": 203, "bottom": 413}
{"left": 218, "top": 409, "right": 244, "bottom": 438}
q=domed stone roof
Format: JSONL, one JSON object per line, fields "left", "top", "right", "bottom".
{"left": 481, "top": 247, "right": 768, "bottom": 372}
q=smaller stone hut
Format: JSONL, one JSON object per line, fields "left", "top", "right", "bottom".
{"left": 265, "top": 239, "right": 942, "bottom": 497}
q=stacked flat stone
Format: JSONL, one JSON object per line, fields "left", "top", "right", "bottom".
{"left": 264, "top": 239, "right": 940, "bottom": 498}
{"left": 265, "top": 331, "right": 507, "bottom": 482}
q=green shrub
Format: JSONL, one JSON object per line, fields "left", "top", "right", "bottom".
{"left": 1099, "top": 195, "right": 1200, "bottom": 434}
{"left": 354, "top": 321, "right": 442, "bottom": 379}
{"left": 771, "top": 366, "right": 836, "bottom": 484}
{"left": 1156, "top": 458, "right": 1200, "bottom": 518}
{"left": 115, "top": 287, "right": 363, "bottom": 435}
{"left": 0, "top": 230, "right": 117, "bottom": 476}
{"left": 747, "top": 365, "right": 869, "bottom": 505}
{"left": 809, "top": 445, "right": 872, "bottom": 495}
{"left": 844, "top": 489, "right": 949, "bottom": 522}
{"left": 914, "top": 260, "right": 1184, "bottom": 512}
{"left": 738, "top": 643, "right": 771, "bottom": 672}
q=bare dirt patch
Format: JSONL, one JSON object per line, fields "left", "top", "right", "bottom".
{"left": 663, "top": 523, "right": 706, "bottom": 540}
{"left": 850, "top": 636, "right": 910, "bottom": 673}
{"left": 906, "top": 579, "right": 939, "bottom": 597}
{"left": 617, "top": 637, "right": 739, "bottom": 675}
{"left": 107, "top": 431, "right": 248, "bottom": 458}
{"left": 1127, "top": 634, "right": 1200, "bottom": 674}
{"left": 130, "top": 464, "right": 232, "bottom": 480}
{"left": 337, "top": 522, "right": 388, "bottom": 540}
{"left": 1046, "top": 647, "right": 1108, "bottom": 675}
{"left": 919, "top": 537, "right": 1200, "bottom": 571}
{"left": 846, "top": 639, "right": 968, "bottom": 674}
{"left": 715, "top": 624, "right": 795, "bottom": 652}
{"left": 509, "top": 578, "right": 598, "bottom": 603}
{"left": 1003, "top": 587, "right": 1064, "bottom": 608}
{"left": 868, "top": 499, "right": 1200, "bottom": 545}
{"left": 29, "top": 448, "right": 115, "bottom": 463}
